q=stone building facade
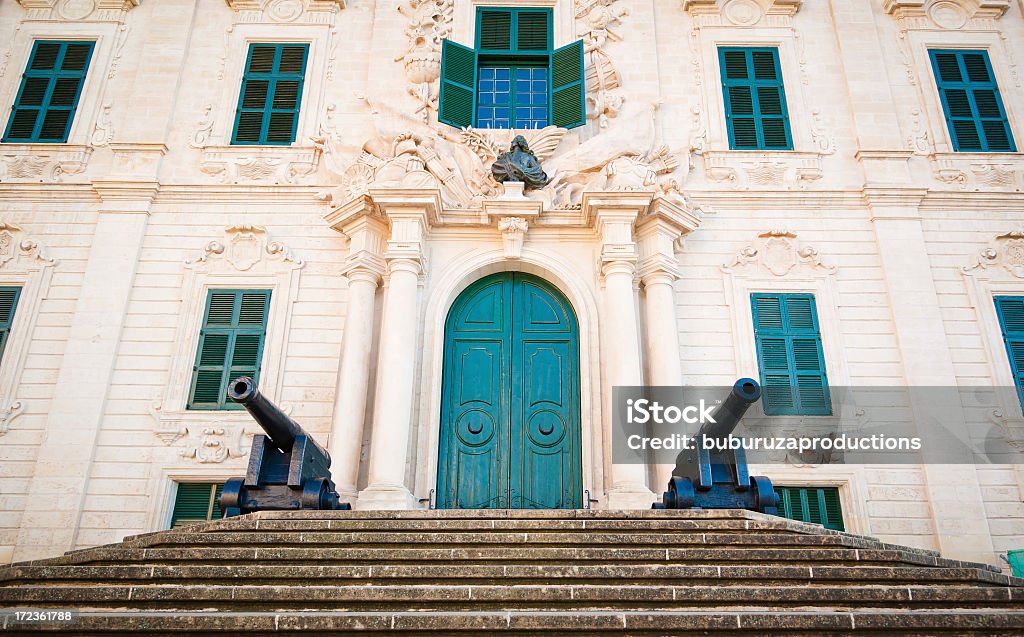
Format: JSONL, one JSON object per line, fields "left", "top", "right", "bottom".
{"left": 0, "top": 0, "right": 1022, "bottom": 570}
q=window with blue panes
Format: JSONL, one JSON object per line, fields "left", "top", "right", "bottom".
{"left": 439, "top": 8, "right": 585, "bottom": 130}
{"left": 929, "top": 50, "right": 1016, "bottom": 152}
{"left": 719, "top": 47, "right": 792, "bottom": 150}
{"left": 232, "top": 44, "right": 308, "bottom": 145}
{"left": 994, "top": 296, "right": 1024, "bottom": 413}
{"left": 751, "top": 293, "right": 831, "bottom": 416}
{"left": 3, "top": 41, "right": 94, "bottom": 143}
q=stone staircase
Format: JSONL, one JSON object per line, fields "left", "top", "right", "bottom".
{"left": 1, "top": 509, "right": 1022, "bottom": 635}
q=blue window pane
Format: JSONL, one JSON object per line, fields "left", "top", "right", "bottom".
{"left": 495, "top": 68, "right": 509, "bottom": 80}
{"left": 476, "top": 65, "right": 548, "bottom": 129}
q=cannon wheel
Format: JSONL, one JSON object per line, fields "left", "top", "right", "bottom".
{"left": 300, "top": 478, "right": 332, "bottom": 510}
{"left": 662, "top": 476, "right": 696, "bottom": 509}
{"left": 751, "top": 475, "right": 779, "bottom": 515}
{"left": 219, "top": 478, "right": 245, "bottom": 518}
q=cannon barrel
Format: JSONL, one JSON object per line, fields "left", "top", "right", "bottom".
{"left": 698, "top": 377, "right": 762, "bottom": 440}
{"left": 228, "top": 376, "right": 309, "bottom": 455}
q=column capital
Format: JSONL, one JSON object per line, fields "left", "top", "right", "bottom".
{"left": 340, "top": 255, "right": 386, "bottom": 285}
{"left": 601, "top": 259, "right": 636, "bottom": 278}
{"left": 385, "top": 256, "right": 424, "bottom": 277}
{"left": 638, "top": 261, "right": 679, "bottom": 287}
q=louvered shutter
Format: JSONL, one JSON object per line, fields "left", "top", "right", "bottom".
{"left": 171, "top": 483, "right": 225, "bottom": 527}
{"left": 775, "top": 486, "right": 845, "bottom": 531}
{"left": 439, "top": 40, "right": 477, "bottom": 128}
{"left": 232, "top": 44, "right": 308, "bottom": 145}
{"left": 719, "top": 47, "right": 792, "bottom": 150}
{"left": 189, "top": 290, "right": 271, "bottom": 410}
{"left": 0, "top": 287, "right": 22, "bottom": 364}
{"left": 551, "top": 40, "right": 585, "bottom": 129}
{"left": 516, "top": 11, "right": 550, "bottom": 52}
{"left": 4, "top": 41, "right": 94, "bottom": 143}
{"left": 478, "top": 9, "right": 512, "bottom": 51}
{"left": 930, "top": 50, "right": 1016, "bottom": 152}
{"left": 752, "top": 293, "right": 831, "bottom": 416}
{"left": 995, "top": 297, "right": 1024, "bottom": 411}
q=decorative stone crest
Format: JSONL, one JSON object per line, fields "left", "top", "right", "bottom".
{"left": 198, "top": 147, "right": 320, "bottom": 185}
{"left": 963, "top": 228, "right": 1024, "bottom": 278}
{"left": 0, "top": 222, "right": 56, "bottom": 269}
{"left": 498, "top": 217, "right": 529, "bottom": 259}
{"left": 723, "top": 229, "right": 836, "bottom": 276}
{"left": 15, "top": 0, "right": 139, "bottom": 21}
{"left": 930, "top": 154, "right": 1024, "bottom": 191}
{"left": 702, "top": 151, "right": 824, "bottom": 189}
{"left": 179, "top": 425, "right": 251, "bottom": 464}
{"left": 395, "top": 0, "right": 453, "bottom": 121}
{"left": 186, "top": 225, "right": 303, "bottom": 272}
{"left": 683, "top": 0, "right": 803, "bottom": 22}
{"left": 883, "top": 0, "right": 1010, "bottom": 21}
{"left": 0, "top": 146, "right": 93, "bottom": 183}
{"left": 223, "top": 0, "right": 345, "bottom": 21}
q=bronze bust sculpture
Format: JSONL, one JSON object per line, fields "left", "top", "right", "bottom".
{"left": 491, "top": 135, "right": 549, "bottom": 190}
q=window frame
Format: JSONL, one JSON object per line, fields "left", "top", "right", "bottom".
{"left": 0, "top": 286, "right": 22, "bottom": 366}
{"left": 928, "top": 48, "right": 1017, "bottom": 153}
{"left": 994, "top": 296, "right": 1024, "bottom": 412}
{"left": 774, "top": 485, "right": 845, "bottom": 531}
{"left": 169, "top": 482, "right": 225, "bottom": 528}
{"left": 718, "top": 46, "right": 794, "bottom": 151}
{"left": 230, "top": 43, "right": 310, "bottom": 146}
{"left": 474, "top": 7, "right": 552, "bottom": 129}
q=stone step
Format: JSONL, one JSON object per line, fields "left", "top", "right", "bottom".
{"left": 2, "top": 563, "right": 1014, "bottom": 587}
{"left": 25, "top": 545, "right": 985, "bottom": 570}
{"left": 4, "top": 609, "right": 1023, "bottom": 635}
{"left": 2, "top": 582, "right": 1023, "bottom": 611}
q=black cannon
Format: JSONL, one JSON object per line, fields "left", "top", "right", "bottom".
{"left": 654, "top": 378, "right": 778, "bottom": 514}
{"left": 219, "top": 376, "right": 350, "bottom": 517}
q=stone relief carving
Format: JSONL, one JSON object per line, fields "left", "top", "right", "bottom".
{"left": 395, "top": 0, "right": 453, "bottom": 121}
{"left": 186, "top": 225, "right": 303, "bottom": 272}
{"left": 929, "top": 155, "right": 1023, "bottom": 191}
{"left": 0, "top": 146, "right": 93, "bottom": 183}
{"left": 179, "top": 425, "right": 251, "bottom": 464}
{"left": 576, "top": 0, "right": 629, "bottom": 128}
{"left": 683, "top": 0, "right": 803, "bottom": 23}
{"left": 199, "top": 147, "right": 320, "bottom": 185}
{"left": 15, "top": 0, "right": 139, "bottom": 22}
{"left": 722, "top": 229, "right": 836, "bottom": 276}
{"left": 89, "top": 103, "right": 114, "bottom": 147}
{"left": 702, "top": 151, "right": 823, "bottom": 189}
{"left": 883, "top": 0, "right": 1010, "bottom": 21}
{"left": 498, "top": 217, "right": 529, "bottom": 259}
{"left": 223, "top": 0, "right": 345, "bottom": 22}
{"left": 963, "top": 228, "right": 1024, "bottom": 278}
{"left": 989, "top": 407, "right": 1024, "bottom": 450}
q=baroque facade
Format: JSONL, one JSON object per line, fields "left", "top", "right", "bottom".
{"left": 0, "top": 0, "right": 1022, "bottom": 571}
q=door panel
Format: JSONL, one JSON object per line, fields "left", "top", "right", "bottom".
{"left": 438, "top": 272, "right": 580, "bottom": 509}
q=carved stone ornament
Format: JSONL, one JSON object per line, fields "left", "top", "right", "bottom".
{"left": 883, "top": 0, "right": 1010, "bottom": 21}
{"left": 395, "top": 0, "right": 453, "bottom": 121}
{"left": 988, "top": 407, "right": 1024, "bottom": 450}
{"left": 702, "top": 151, "right": 823, "bottom": 189}
{"left": 0, "top": 221, "right": 56, "bottom": 269}
{"left": 683, "top": 0, "right": 803, "bottom": 22}
{"left": 15, "top": 0, "right": 139, "bottom": 22}
{"left": 199, "top": 146, "right": 320, "bottom": 185}
{"left": 930, "top": 154, "right": 1024, "bottom": 191}
{"left": 186, "top": 225, "right": 303, "bottom": 272}
{"left": 0, "top": 400, "right": 25, "bottom": 437}
{"left": 723, "top": 229, "right": 836, "bottom": 276}
{"left": 963, "top": 228, "right": 1024, "bottom": 278}
{"left": 179, "top": 425, "right": 251, "bottom": 464}
{"left": 0, "top": 145, "right": 93, "bottom": 183}
{"left": 223, "top": 0, "right": 345, "bottom": 21}
{"left": 575, "top": 0, "right": 629, "bottom": 128}
{"left": 320, "top": 95, "right": 687, "bottom": 213}
{"left": 498, "top": 217, "right": 529, "bottom": 259}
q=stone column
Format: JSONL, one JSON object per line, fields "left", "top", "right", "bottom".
{"left": 357, "top": 190, "right": 439, "bottom": 510}
{"left": 323, "top": 199, "right": 389, "bottom": 502}
{"left": 588, "top": 193, "right": 657, "bottom": 509}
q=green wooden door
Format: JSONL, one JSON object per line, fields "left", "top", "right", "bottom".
{"left": 437, "top": 272, "right": 581, "bottom": 509}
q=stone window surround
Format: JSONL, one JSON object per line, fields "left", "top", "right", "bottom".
{"left": 902, "top": 29, "right": 1021, "bottom": 155}
{"left": 0, "top": 20, "right": 119, "bottom": 148}
{"left": 451, "top": 0, "right": 576, "bottom": 50}
{"left": 151, "top": 247, "right": 301, "bottom": 439}
{"left": 963, "top": 262, "right": 1024, "bottom": 418}
{"left": 202, "top": 23, "right": 331, "bottom": 150}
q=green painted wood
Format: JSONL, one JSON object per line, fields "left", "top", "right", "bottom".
{"left": 3, "top": 41, "right": 94, "bottom": 143}
{"left": 437, "top": 273, "right": 581, "bottom": 510}
{"left": 171, "top": 483, "right": 225, "bottom": 528}
{"left": 231, "top": 43, "right": 308, "bottom": 145}
{"left": 929, "top": 50, "right": 1016, "bottom": 152}
{"left": 188, "top": 289, "right": 271, "bottom": 410}
{"left": 719, "top": 47, "right": 792, "bottom": 150}
{"left": 551, "top": 40, "right": 585, "bottom": 129}
{"left": 0, "top": 287, "right": 22, "bottom": 365}
{"left": 775, "top": 486, "right": 844, "bottom": 531}
{"left": 439, "top": 39, "right": 477, "bottom": 128}
{"left": 995, "top": 296, "right": 1024, "bottom": 412}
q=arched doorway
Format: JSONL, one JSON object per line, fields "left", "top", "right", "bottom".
{"left": 436, "top": 272, "right": 582, "bottom": 509}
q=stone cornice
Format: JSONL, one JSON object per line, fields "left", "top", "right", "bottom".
{"left": 883, "top": 0, "right": 1010, "bottom": 19}
{"left": 682, "top": 0, "right": 803, "bottom": 18}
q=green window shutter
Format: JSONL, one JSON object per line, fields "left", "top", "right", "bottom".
{"left": 929, "top": 50, "right": 1016, "bottom": 152}
{"left": 551, "top": 40, "right": 585, "bottom": 129}
{"left": 188, "top": 289, "right": 271, "bottom": 410}
{"left": 439, "top": 39, "right": 477, "bottom": 128}
{"left": 719, "top": 47, "right": 792, "bottom": 150}
{"left": 170, "top": 483, "right": 225, "bottom": 528}
{"left": 0, "top": 287, "right": 22, "bottom": 365}
{"left": 516, "top": 10, "right": 550, "bottom": 52}
{"left": 478, "top": 9, "right": 512, "bottom": 51}
{"left": 3, "top": 41, "right": 94, "bottom": 143}
{"left": 995, "top": 296, "right": 1024, "bottom": 412}
{"left": 775, "top": 486, "right": 845, "bottom": 531}
{"left": 752, "top": 293, "right": 831, "bottom": 416}
{"left": 232, "top": 43, "right": 308, "bottom": 145}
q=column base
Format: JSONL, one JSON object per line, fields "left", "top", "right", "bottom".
{"left": 605, "top": 485, "right": 658, "bottom": 510}
{"left": 355, "top": 483, "right": 419, "bottom": 510}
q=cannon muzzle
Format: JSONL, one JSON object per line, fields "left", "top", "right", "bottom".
{"left": 228, "top": 376, "right": 308, "bottom": 455}
{"left": 697, "top": 377, "right": 762, "bottom": 440}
